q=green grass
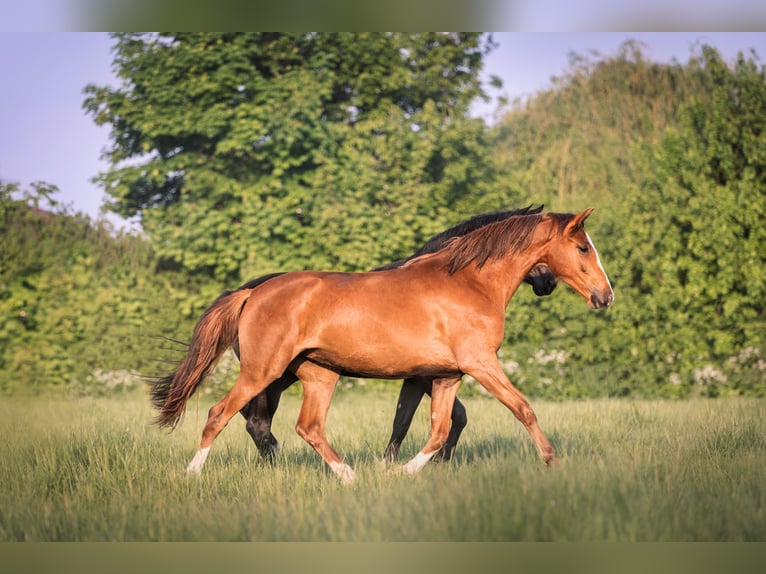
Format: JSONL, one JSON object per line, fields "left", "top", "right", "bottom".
{"left": 0, "top": 391, "right": 764, "bottom": 541}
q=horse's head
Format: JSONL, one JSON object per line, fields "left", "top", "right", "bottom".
{"left": 545, "top": 209, "right": 614, "bottom": 310}
{"left": 523, "top": 265, "right": 557, "bottom": 296}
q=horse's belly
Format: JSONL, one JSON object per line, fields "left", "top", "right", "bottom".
{"left": 302, "top": 341, "right": 459, "bottom": 380}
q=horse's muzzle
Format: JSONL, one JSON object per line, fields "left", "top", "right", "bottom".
{"left": 532, "top": 275, "right": 558, "bottom": 297}
{"left": 589, "top": 289, "right": 614, "bottom": 309}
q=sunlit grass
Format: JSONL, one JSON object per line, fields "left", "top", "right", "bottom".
{"left": 0, "top": 392, "right": 763, "bottom": 541}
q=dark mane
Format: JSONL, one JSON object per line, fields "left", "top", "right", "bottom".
{"left": 445, "top": 211, "right": 576, "bottom": 275}
{"left": 373, "top": 205, "right": 544, "bottom": 271}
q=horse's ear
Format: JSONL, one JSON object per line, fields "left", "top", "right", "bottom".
{"left": 566, "top": 208, "right": 594, "bottom": 235}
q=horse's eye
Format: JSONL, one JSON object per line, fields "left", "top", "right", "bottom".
{"left": 577, "top": 244, "right": 590, "bottom": 254}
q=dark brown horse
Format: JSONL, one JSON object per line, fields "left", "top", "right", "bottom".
{"left": 152, "top": 209, "right": 613, "bottom": 483}
{"left": 233, "top": 207, "right": 558, "bottom": 462}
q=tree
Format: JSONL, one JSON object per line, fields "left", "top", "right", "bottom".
{"left": 612, "top": 46, "right": 766, "bottom": 396}
{"left": 0, "top": 181, "right": 205, "bottom": 394}
{"left": 489, "top": 42, "right": 716, "bottom": 397}
{"left": 492, "top": 40, "right": 713, "bottom": 211}
{"left": 487, "top": 42, "right": 765, "bottom": 398}
{"left": 84, "top": 33, "right": 502, "bottom": 283}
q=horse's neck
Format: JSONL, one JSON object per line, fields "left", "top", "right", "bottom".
{"left": 472, "top": 230, "right": 551, "bottom": 308}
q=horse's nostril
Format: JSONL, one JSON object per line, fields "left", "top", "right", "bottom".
{"left": 590, "top": 290, "right": 613, "bottom": 309}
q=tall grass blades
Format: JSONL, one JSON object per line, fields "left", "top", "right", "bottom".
{"left": 0, "top": 393, "right": 763, "bottom": 541}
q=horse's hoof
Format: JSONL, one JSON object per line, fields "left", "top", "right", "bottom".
{"left": 330, "top": 462, "right": 356, "bottom": 485}
{"left": 383, "top": 443, "right": 399, "bottom": 464}
{"left": 186, "top": 447, "right": 210, "bottom": 474}
{"left": 431, "top": 446, "right": 454, "bottom": 463}
{"left": 544, "top": 455, "right": 560, "bottom": 467}
{"left": 402, "top": 451, "right": 434, "bottom": 475}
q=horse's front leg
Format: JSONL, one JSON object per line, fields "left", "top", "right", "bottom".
{"left": 291, "top": 361, "right": 354, "bottom": 485}
{"left": 416, "top": 381, "right": 468, "bottom": 462}
{"left": 383, "top": 376, "right": 428, "bottom": 462}
{"left": 402, "top": 375, "right": 462, "bottom": 475}
{"left": 432, "top": 396, "right": 467, "bottom": 462}
{"left": 464, "top": 357, "right": 557, "bottom": 466}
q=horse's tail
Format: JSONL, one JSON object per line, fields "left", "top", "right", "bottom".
{"left": 150, "top": 288, "right": 252, "bottom": 429}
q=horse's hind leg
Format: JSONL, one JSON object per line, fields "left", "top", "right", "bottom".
{"left": 263, "top": 372, "right": 296, "bottom": 452}
{"left": 241, "top": 393, "right": 272, "bottom": 457}
{"left": 235, "top": 339, "right": 278, "bottom": 458}
{"left": 241, "top": 372, "right": 298, "bottom": 460}
{"left": 403, "top": 375, "right": 462, "bottom": 475}
{"left": 187, "top": 371, "right": 276, "bottom": 474}
{"left": 383, "top": 377, "right": 428, "bottom": 462}
{"left": 291, "top": 361, "right": 354, "bottom": 484}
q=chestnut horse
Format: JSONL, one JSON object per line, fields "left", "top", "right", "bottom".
{"left": 151, "top": 209, "right": 613, "bottom": 483}
{"left": 233, "top": 206, "right": 557, "bottom": 463}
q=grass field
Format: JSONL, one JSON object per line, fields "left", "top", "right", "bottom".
{"left": 0, "top": 391, "right": 764, "bottom": 541}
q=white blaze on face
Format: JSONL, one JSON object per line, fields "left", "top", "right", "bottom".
{"left": 585, "top": 232, "right": 614, "bottom": 299}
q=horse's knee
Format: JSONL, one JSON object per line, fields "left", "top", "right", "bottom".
{"left": 295, "top": 421, "right": 320, "bottom": 447}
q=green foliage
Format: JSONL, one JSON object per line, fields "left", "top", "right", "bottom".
{"left": 4, "top": 39, "right": 764, "bottom": 399}
{"left": 84, "top": 33, "right": 504, "bottom": 280}
{"left": 494, "top": 42, "right": 766, "bottom": 398}
{"left": 0, "top": 182, "right": 200, "bottom": 394}
{"left": 610, "top": 46, "right": 766, "bottom": 396}
{"left": 494, "top": 40, "right": 713, "bottom": 210}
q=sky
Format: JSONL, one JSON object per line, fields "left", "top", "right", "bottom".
{"left": 1, "top": 32, "right": 765, "bottom": 227}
